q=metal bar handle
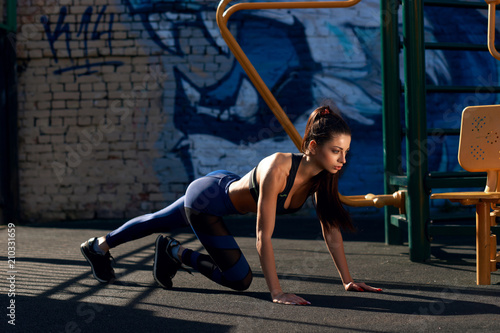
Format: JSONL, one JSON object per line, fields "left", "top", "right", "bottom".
{"left": 216, "top": 0, "right": 362, "bottom": 150}
{"left": 216, "top": 0, "right": 404, "bottom": 209}
{"left": 219, "top": 0, "right": 362, "bottom": 25}
{"left": 485, "top": 0, "right": 500, "bottom": 60}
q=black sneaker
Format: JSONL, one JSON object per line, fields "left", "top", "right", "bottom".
{"left": 80, "top": 237, "right": 116, "bottom": 283}
{"left": 153, "top": 235, "right": 182, "bottom": 289}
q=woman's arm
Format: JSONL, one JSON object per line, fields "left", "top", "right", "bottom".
{"left": 319, "top": 199, "right": 382, "bottom": 292}
{"left": 255, "top": 172, "right": 281, "bottom": 298}
{"left": 321, "top": 223, "right": 353, "bottom": 286}
{"left": 256, "top": 154, "right": 310, "bottom": 305}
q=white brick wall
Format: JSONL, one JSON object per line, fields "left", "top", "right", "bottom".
{"left": 15, "top": 1, "right": 387, "bottom": 222}
{"left": 16, "top": 1, "right": 179, "bottom": 222}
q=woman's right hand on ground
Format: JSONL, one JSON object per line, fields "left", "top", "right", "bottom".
{"left": 272, "top": 292, "right": 311, "bottom": 305}
{"left": 344, "top": 281, "right": 382, "bottom": 292}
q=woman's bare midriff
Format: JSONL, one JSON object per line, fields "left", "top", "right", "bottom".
{"left": 228, "top": 172, "right": 257, "bottom": 214}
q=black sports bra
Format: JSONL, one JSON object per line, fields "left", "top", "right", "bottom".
{"left": 249, "top": 153, "right": 305, "bottom": 215}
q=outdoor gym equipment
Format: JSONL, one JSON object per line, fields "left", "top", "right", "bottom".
{"left": 216, "top": 0, "right": 406, "bottom": 213}
{"left": 431, "top": 106, "right": 500, "bottom": 285}
{"left": 485, "top": 0, "right": 500, "bottom": 60}
{"left": 429, "top": 0, "right": 500, "bottom": 285}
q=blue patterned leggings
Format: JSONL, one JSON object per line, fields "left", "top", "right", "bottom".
{"left": 106, "top": 171, "right": 252, "bottom": 291}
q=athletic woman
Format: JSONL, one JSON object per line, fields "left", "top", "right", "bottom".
{"left": 81, "top": 106, "right": 381, "bottom": 305}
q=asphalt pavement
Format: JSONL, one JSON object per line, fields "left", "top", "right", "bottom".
{"left": 1, "top": 215, "right": 499, "bottom": 332}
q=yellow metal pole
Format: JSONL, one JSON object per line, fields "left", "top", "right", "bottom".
{"left": 485, "top": 0, "right": 500, "bottom": 61}
{"left": 491, "top": 234, "right": 498, "bottom": 272}
{"left": 217, "top": 0, "right": 362, "bottom": 150}
{"left": 216, "top": 1, "right": 404, "bottom": 210}
{"left": 221, "top": 0, "right": 363, "bottom": 25}
{"left": 476, "top": 201, "right": 491, "bottom": 285}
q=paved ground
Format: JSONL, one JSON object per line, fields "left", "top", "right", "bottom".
{"left": 1, "top": 215, "right": 499, "bottom": 332}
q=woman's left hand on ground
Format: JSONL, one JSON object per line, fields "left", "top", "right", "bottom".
{"left": 344, "top": 282, "right": 382, "bottom": 292}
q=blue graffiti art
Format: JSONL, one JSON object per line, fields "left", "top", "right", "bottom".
{"left": 124, "top": 0, "right": 500, "bottom": 198}
{"left": 124, "top": 0, "right": 320, "bottom": 181}
{"left": 41, "top": 6, "right": 123, "bottom": 76}
{"left": 124, "top": 0, "right": 217, "bottom": 56}
{"left": 420, "top": 7, "right": 498, "bottom": 173}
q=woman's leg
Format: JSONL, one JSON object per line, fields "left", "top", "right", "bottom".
{"left": 105, "top": 196, "right": 189, "bottom": 249}
{"left": 179, "top": 173, "right": 252, "bottom": 291}
{"left": 81, "top": 196, "right": 189, "bottom": 283}
{"left": 181, "top": 208, "right": 252, "bottom": 291}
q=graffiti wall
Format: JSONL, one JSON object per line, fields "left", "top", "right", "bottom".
{"left": 16, "top": 0, "right": 500, "bottom": 222}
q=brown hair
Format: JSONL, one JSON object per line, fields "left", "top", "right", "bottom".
{"left": 302, "top": 106, "right": 354, "bottom": 232}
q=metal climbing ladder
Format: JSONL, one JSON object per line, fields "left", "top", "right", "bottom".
{"left": 381, "top": 0, "right": 500, "bottom": 261}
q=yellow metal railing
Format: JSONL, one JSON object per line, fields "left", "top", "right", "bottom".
{"left": 217, "top": 0, "right": 362, "bottom": 149}
{"left": 216, "top": 0, "right": 405, "bottom": 212}
{"left": 485, "top": 0, "right": 500, "bottom": 60}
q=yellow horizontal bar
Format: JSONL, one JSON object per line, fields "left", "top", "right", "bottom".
{"left": 221, "top": 0, "right": 362, "bottom": 25}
